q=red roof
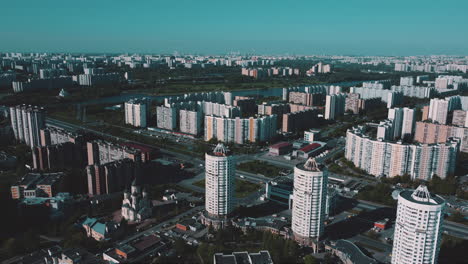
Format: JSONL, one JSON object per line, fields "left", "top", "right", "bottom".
{"left": 270, "top": 142, "right": 292, "bottom": 149}
{"left": 133, "top": 235, "right": 161, "bottom": 251}
{"left": 299, "top": 143, "right": 321, "bottom": 153}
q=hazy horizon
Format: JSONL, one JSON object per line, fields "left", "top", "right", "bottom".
{"left": 3, "top": 0, "right": 468, "bottom": 56}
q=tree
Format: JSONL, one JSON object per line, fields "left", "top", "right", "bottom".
{"left": 174, "top": 238, "right": 187, "bottom": 254}
{"left": 428, "top": 175, "right": 457, "bottom": 195}
{"left": 447, "top": 211, "right": 467, "bottom": 224}
{"left": 2, "top": 238, "right": 24, "bottom": 257}
{"left": 304, "top": 255, "right": 319, "bottom": 264}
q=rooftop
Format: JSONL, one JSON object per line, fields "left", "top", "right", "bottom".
{"left": 214, "top": 251, "right": 273, "bottom": 264}
{"left": 133, "top": 234, "right": 161, "bottom": 252}
{"left": 400, "top": 185, "right": 445, "bottom": 205}
{"left": 332, "top": 240, "right": 378, "bottom": 264}
{"left": 269, "top": 141, "right": 292, "bottom": 149}
{"left": 297, "top": 158, "right": 325, "bottom": 172}
{"left": 212, "top": 143, "right": 231, "bottom": 156}
{"left": 298, "top": 142, "right": 322, "bottom": 153}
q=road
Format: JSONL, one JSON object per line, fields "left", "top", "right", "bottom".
{"left": 46, "top": 117, "right": 204, "bottom": 164}
{"left": 118, "top": 205, "right": 204, "bottom": 245}
{"left": 48, "top": 118, "right": 468, "bottom": 239}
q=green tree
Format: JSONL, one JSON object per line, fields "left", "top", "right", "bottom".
{"left": 304, "top": 255, "right": 319, "bottom": 264}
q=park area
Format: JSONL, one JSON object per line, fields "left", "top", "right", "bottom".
{"left": 237, "top": 160, "right": 288, "bottom": 178}
{"left": 192, "top": 178, "right": 261, "bottom": 198}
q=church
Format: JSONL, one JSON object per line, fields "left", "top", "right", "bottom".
{"left": 121, "top": 179, "right": 152, "bottom": 222}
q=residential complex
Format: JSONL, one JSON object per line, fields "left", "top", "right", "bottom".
{"left": 386, "top": 107, "right": 416, "bottom": 140}
{"left": 282, "top": 109, "right": 318, "bottom": 133}
{"left": 179, "top": 109, "right": 202, "bottom": 135}
{"left": 414, "top": 121, "right": 468, "bottom": 153}
{"left": 288, "top": 92, "right": 325, "bottom": 106}
{"left": 86, "top": 158, "right": 137, "bottom": 196}
{"left": 3, "top": 51, "right": 468, "bottom": 264}
{"left": 10, "top": 104, "right": 46, "bottom": 147}
{"left": 345, "top": 93, "right": 380, "bottom": 114}
{"left": 125, "top": 99, "right": 148, "bottom": 128}
{"left": 306, "top": 62, "right": 332, "bottom": 75}
{"left": 78, "top": 72, "right": 120, "bottom": 86}
{"left": 346, "top": 126, "right": 458, "bottom": 180}
{"left": 325, "top": 94, "right": 346, "bottom": 120}
{"left": 452, "top": 110, "right": 468, "bottom": 127}
{"left": 11, "top": 172, "right": 64, "bottom": 199}
{"left": 428, "top": 98, "right": 450, "bottom": 124}
{"left": 156, "top": 106, "right": 177, "bottom": 130}
{"left": 204, "top": 115, "right": 277, "bottom": 144}
{"left": 349, "top": 87, "right": 403, "bottom": 108}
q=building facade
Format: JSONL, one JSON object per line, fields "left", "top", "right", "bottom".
{"left": 452, "top": 110, "right": 468, "bottom": 127}
{"left": 121, "top": 180, "right": 152, "bottom": 222}
{"left": 392, "top": 185, "right": 445, "bottom": 264}
{"left": 204, "top": 144, "right": 236, "bottom": 218}
{"left": 86, "top": 158, "right": 136, "bottom": 196}
{"left": 346, "top": 126, "right": 459, "bottom": 180}
{"left": 179, "top": 109, "right": 202, "bottom": 135}
{"left": 414, "top": 121, "right": 468, "bottom": 153}
{"left": 156, "top": 106, "right": 177, "bottom": 131}
{"left": 291, "top": 158, "right": 328, "bottom": 251}
{"left": 125, "top": 99, "right": 148, "bottom": 128}
{"left": 10, "top": 105, "right": 46, "bottom": 147}
{"left": 204, "top": 115, "right": 277, "bottom": 144}
{"left": 325, "top": 94, "right": 346, "bottom": 120}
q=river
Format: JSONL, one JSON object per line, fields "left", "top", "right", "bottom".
{"left": 79, "top": 80, "right": 366, "bottom": 106}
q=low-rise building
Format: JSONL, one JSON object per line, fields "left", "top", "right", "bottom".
{"left": 268, "top": 142, "right": 292, "bottom": 156}
{"left": 294, "top": 141, "right": 327, "bottom": 159}
{"left": 103, "top": 234, "right": 168, "bottom": 263}
{"left": 326, "top": 240, "right": 378, "bottom": 264}
{"left": 11, "top": 172, "right": 64, "bottom": 199}
{"left": 214, "top": 251, "right": 274, "bottom": 264}
{"left": 304, "top": 129, "right": 320, "bottom": 143}
{"left": 82, "top": 217, "right": 120, "bottom": 241}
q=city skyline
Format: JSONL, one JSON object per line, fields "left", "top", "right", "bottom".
{"left": 1, "top": 4, "right": 468, "bottom": 262}
{"left": 2, "top": 0, "right": 468, "bottom": 55}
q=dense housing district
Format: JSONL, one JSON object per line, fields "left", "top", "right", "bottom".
{"left": 0, "top": 52, "right": 467, "bottom": 264}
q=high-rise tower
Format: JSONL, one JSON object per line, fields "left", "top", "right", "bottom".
{"left": 202, "top": 143, "right": 236, "bottom": 229}
{"left": 291, "top": 158, "right": 328, "bottom": 252}
{"left": 392, "top": 185, "right": 445, "bottom": 264}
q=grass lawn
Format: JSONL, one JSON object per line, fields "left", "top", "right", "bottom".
{"left": 193, "top": 179, "right": 205, "bottom": 189}
{"left": 192, "top": 179, "right": 261, "bottom": 198}
{"left": 237, "top": 160, "right": 286, "bottom": 178}
{"left": 49, "top": 104, "right": 124, "bottom": 127}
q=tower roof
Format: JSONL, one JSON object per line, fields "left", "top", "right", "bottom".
{"left": 411, "top": 185, "right": 432, "bottom": 203}
{"left": 303, "top": 158, "right": 321, "bottom": 171}
{"left": 212, "top": 143, "right": 230, "bottom": 156}
{"left": 400, "top": 184, "right": 445, "bottom": 205}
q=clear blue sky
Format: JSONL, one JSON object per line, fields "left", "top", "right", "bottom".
{"left": 2, "top": 0, "right": 467, "bottom": 55}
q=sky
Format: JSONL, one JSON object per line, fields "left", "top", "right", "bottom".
{"left": 2, "top": 0, "right": 468, "bottom": 55}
